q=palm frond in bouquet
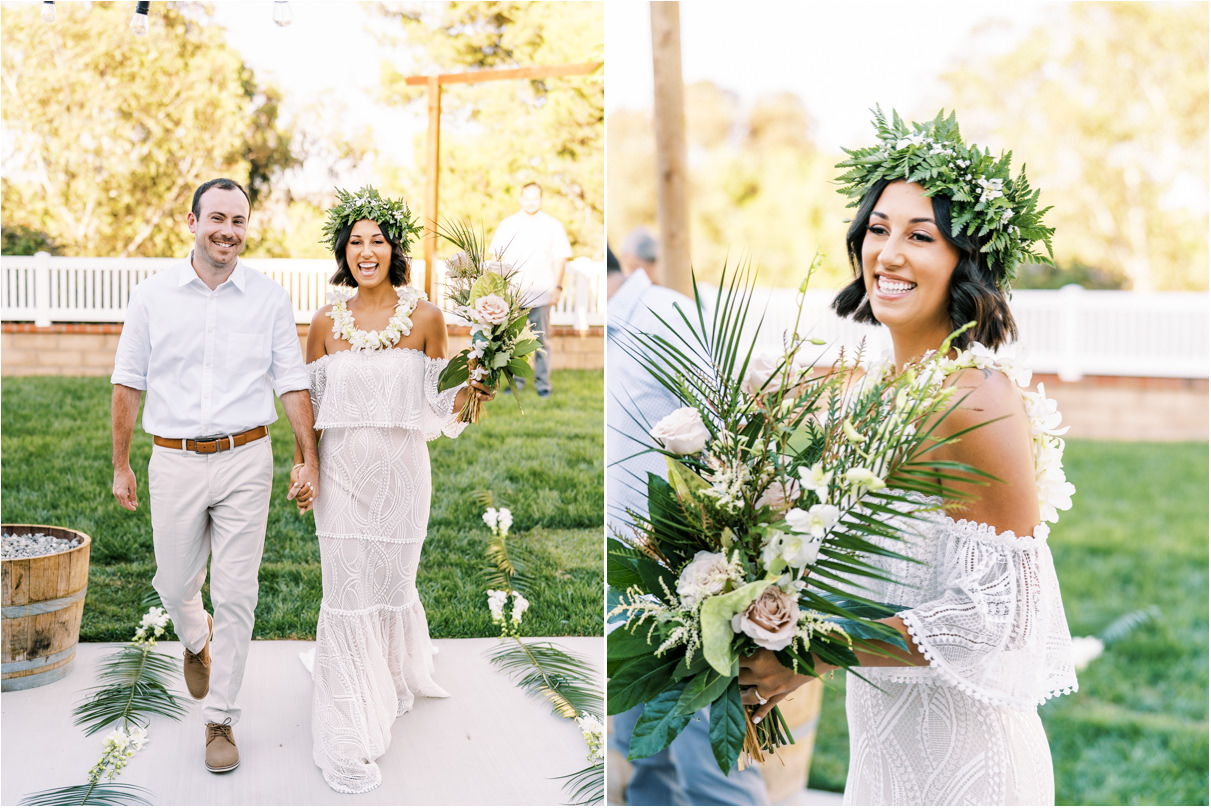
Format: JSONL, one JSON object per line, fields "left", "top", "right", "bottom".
{"left": 606, "top": 257, "right": 992, "bottom": 772}
{"left": 436, "top": 219, "right": 542, "bottom": 422}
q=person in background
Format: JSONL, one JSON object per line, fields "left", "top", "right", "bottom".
{"left": 489, "top": 182, "right": 572, "bottom": 398}
{"left": 618, "top": 226, "right": 661, "bottom": 286}
{"left": 606, "top": 241, "right": 771, "bottom": 806}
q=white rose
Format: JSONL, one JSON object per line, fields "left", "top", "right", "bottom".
{"left": 676, "top": 550, "right": 734, "bottom": 609}
{"left": 730, "top": 585, "right": 800, "bottom": 651}
{"left": 742, "top": 352, "right": 783, "bottom": 396}
{"left": 755, "top": 478, "right": 801, "bottom": 513}
{"left": 650, "top": 407, "right": 710, "bottom": 456}
{"left": 473, "top": 294, "right": 510, "bottom": 326}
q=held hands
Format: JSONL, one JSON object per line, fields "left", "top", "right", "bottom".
{"left": 288, "top": 461, "right": 319, "bottom": 515}
{"left": 738, "top": 649, "right": 837, "bottom": 723}
{"left": 112, "top": 466, "right": 139, "bottom": 511}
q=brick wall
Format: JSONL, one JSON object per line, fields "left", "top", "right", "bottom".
{"left": 0, "top": 323, "right": 604, "bottom": 376}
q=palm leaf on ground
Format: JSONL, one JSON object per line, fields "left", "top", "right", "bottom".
{"left": 20, "top": 782, "right": 153, "bottom": 806}
{"left": 73, "top": 644, "right": 188, "bottom": 735}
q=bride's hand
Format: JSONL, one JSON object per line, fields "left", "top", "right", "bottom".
{"left": 739, "top": 649, "right": 836, "bottom": 723}
{"left": 468, "top": 379, "right": 495, "bottom": 402}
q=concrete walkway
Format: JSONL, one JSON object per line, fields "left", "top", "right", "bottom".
{"left": 2, "top": 637, "right": 603, "bottom": 806}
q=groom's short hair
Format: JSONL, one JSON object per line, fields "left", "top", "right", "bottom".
{"left": 192, "top": 178, "right": 251, "bottom": 219}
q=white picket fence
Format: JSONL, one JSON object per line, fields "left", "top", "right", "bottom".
{"left": 0, "top": 253, "right": 606, "bottom": 330}
{"left": 701, "top": 285, "right": 1209, "bottom": 381}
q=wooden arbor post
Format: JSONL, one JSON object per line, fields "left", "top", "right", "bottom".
{"left": 650, "top": 2, "right": 692, "bottom": 297}
{"left": 405, "top": 62, "right": 602, "bottom": 300}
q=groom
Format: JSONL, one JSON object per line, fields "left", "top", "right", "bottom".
{"left": 110, "top": 178, "right": 320, "bottom": 773}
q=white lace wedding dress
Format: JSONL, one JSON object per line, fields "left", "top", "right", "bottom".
{"left": 307, "top": 348, "right": 465, "bottom": 794}
{"left": 843, "top": 499, "right": 1079, "bottom": 806}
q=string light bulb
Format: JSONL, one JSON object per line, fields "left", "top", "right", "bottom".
{"left": 129, "top": 1, "right": 149, "bottom": 35}
{"left": 272, "top": 1, "right": 293, "bottom": 27}
{"left": 41, "top": 1, "right": 57, "bottom": 23}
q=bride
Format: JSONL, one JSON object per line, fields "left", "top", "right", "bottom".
{"left": 290, "top": 186, "right": 494, "bottom": 793}
{"left": 738, "top": 111, "right": 1079, "bottom": 805}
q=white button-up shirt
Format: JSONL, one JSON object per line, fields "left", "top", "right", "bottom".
{"left": 490, "top": 210, "right": 572, "bottom": 308}
{"left": 111, "top": 256, "right": 310, "bottom": 438}
{"left": 606, "top": 269, "right": 706, "bottom": 530}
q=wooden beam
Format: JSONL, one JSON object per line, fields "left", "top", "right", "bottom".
{"left": 650, "top": 3, "right": 692, "bottom": 296}
{"left": 403, "top": 62, "right": 601, "bottom": 87}
{"left": 423, "top": 75, "right": 441, "bottom": 300}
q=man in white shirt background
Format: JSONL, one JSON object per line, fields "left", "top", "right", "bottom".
{"left": 489, "top": 181, "right": 572, "bottom": 398}
{"left": 110, "top": 178, "right": 320, "bottom": 774}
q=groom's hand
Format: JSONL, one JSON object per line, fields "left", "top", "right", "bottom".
{"left": 739, "top": 649, "right": 831, "bottom": 723}
{"left": 288, "top": 461, "right": 319, "bottom": 515}
{"left": 113, "top": 465, "right": 139, "bottom": 511}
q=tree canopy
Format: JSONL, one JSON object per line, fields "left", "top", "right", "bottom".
{"left": 943, "top": 1, "right": 1209, "bottom": 291}
{"left": 375, "top": 1, "right": 604, "bottom": 258}
{"left": 1, "top": 2, "right": 298, "bottom": 258}
{"left": 609, "top": 2, "right": 1207, "bottom": 292}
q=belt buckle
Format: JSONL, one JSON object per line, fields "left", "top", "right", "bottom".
{"left": 192, "top": 435, "right": 231, "bottom": 454}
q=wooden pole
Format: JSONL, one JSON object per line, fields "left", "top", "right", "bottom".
{"left": 406, "top": 61, "right": 600, "bottom": 301}
{"left": 423, "top": 75, "right": 442, "bottom": 300}
{"left": 650, "top": 2, "right": 692, "bottom": 296}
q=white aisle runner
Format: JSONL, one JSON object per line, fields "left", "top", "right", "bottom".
{"left": 1, "top": 638, "right": 603, "bottom": 806}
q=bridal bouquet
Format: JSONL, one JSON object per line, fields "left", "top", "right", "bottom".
{"left": 437, "top": 221, "right": 542, "bottom": 422}
{"left": 607, "top": 262, "right": 986, "bottom": 772}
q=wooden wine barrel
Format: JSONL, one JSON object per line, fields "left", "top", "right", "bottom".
{"left": 1, "top": 524, "right": 91, "bottom": 691}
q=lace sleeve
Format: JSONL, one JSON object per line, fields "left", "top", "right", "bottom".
{"left": 422, "top": 356, "right": 467, "bottom": 440}
{"left": 897, "top": 519, "right": 1079, "bottom": 710}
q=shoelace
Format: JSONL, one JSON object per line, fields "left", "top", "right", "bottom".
{"left": 207, "top": 720, "right": 233, "bottom": 745}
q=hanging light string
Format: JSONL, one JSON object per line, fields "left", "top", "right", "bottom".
{"left": 129, "top": 1, "right": 150, "bottom": 35}
{"left": 40, "top": 1, "right": 292, "bottom": 31}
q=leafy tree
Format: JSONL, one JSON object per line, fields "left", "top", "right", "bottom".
{"left": 608, "top": 82, "right": 853, "bottom": 289}
{"left": 375, "top": 1, "right": 604, "bottom": 257}
{"left": 1, "top": 1, "right": 298, "bottom": 258}
{"left": 943, "top": 2, "right": 1209, "bottom": 291}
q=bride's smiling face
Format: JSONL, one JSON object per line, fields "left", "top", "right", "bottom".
{"left": 346, "top": 219, "right": 393, "bottom": 288}
{"left": 861, "top": 181, "right": 960, "bottom": 337}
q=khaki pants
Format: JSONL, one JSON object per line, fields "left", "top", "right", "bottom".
{"left": 149, "top": 437, "right": 273, "bottom": 725}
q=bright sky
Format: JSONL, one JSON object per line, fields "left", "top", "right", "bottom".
{"left": 606, "top": 0, "right": 1056, "bottom": 153}
{"left": 210, "top": 0, "right": 425, "bottom": 189}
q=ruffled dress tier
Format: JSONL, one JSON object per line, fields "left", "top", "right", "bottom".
{"left": 307, "top": 348, "right": 465, "bottom": 794}
{"left": 842, "top": 494, "right": 1079, "bottom": 806}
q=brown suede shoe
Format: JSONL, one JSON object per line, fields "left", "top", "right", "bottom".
{"left": 183, "top": 614, "right": 213, "bottom": 700}
{"left": 205, "top": 719, "right": 240, "bottom": 773}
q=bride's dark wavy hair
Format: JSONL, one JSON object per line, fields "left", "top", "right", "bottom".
{"left": 831, "top": 178, "right": 1017, "bottom": 350}
{"left": 329, "top": 220, "right": 412, "bottom": 288}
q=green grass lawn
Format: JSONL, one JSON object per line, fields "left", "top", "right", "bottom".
{"left": 806, "top": 440, "right": 1209, "bottom": 806}
{"left": 1, "top": 371, "right": 604, "bottom": 641}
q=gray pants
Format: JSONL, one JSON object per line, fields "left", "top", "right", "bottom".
{"left": 528, "top": 305, "right": 551, "bottom": 394}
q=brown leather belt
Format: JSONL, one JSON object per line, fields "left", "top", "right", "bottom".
{"left": 153, "top": 425, "right": 269, "bottom": 454}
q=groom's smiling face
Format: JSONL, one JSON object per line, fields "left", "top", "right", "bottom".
{"left": 188, "top": 187, "right": 248, "bottom": 271}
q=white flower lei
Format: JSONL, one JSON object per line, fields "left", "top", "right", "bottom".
{"left": 864, "top": 343, "right": 1075, "bottom": 523}
{"left": 330, "top": 286, "right": 424, "bottom": 352}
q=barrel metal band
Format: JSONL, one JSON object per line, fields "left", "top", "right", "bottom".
{"left": 1, "top": 585, "right": 88, "bottom": 618}
{"left": 1, "top": 645, "right": 77, "bottom": 673}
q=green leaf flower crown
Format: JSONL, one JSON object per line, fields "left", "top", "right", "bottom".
{"left": 836, "top": 107, "right": 1055, "bottom": 291}
{"left": 320, "top": 185, "right": 424, "bottom": 255}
